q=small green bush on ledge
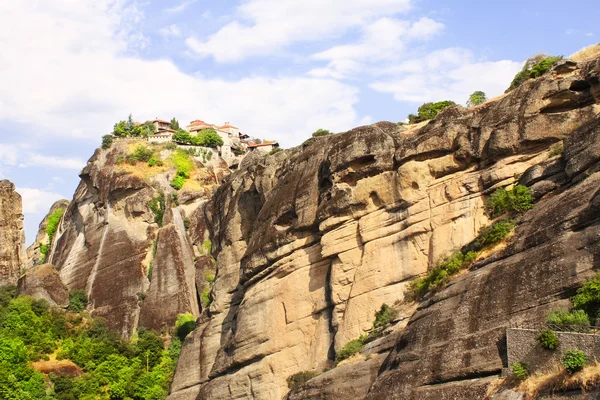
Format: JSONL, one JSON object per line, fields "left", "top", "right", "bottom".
{"left": 511, "top": 362, "right": 530, "bottom": 380}
{"left": 571, "top": 271, "right": 600, "bottom": 323}
{"left": 287, "top": 370, "right": 319, "bottom": 391}
{"left": 488, "top": 184, "right": 534, "bottom": 217}
{"left": 336, "top": 336, "right": 367, "bottom": 364}
{"left": 546, "top": 309, "right": 590, "bottom": 329}
{"left": 537, "top": 328, "right": 559, "bottom": 350}
{"left": 562, "top": 350, "right": 587, "bottom": 374}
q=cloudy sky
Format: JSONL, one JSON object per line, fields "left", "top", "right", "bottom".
{"left": 0, "top": 0, "right": 596, "bottom": 245}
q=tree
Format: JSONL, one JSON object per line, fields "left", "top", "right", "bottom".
{"left": 170, "top": 118, "right": 180, "bottom": 131}
{"left": 467, "top": 91, "right": 487, "bottom": 107}
{"left": 101, "top": 135, "right": 113, "bottom": 149}
{"left": 196, "top": 129, "right": 224, "bottom": 148}
{"left": 173, "top": 130, "right": 192, "bottom": 144}
{"left": 408, "top": 100, "right": 456, "bottom": 124}
{"left": 506, "top": 54, "right": 563, "bottom": 92}
{"left": 312, "top": 129, "right": 331, "bottom": 137}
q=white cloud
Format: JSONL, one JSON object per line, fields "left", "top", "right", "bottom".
{"left": 370, "top": 48, "right": 522, "bottom": 104}
{"left": 310, "top": 17, "right": 444, "bottom": 79}
{"left": 165, "top": 0, "right": 198, "bottom": 14}
{"left": 186, "top": 0, "right": 412, "bottom": 62}
{"left": 19, "top": 154, "right": 86, "bottom": 170}
{"left": 159, "top": 24, "right": 182, "bottom": 39}
{"left": 0, "top": 1, "right": 363, "bottom": 147}
{"left": 17, "top": 187, "right": 65, "bottom": 214}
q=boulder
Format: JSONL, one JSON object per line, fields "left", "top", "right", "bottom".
{"left": 17, "top": 264, "right": 69, "bottom": 307}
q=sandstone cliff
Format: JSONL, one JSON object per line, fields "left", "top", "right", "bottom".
{"left": 48, "top": 142, "right": 223, "bottom": 337}
{"left": 0, "top": 180, "right": 26, "bottom": 285}
{"left": 168, "top": 54, "right": 600, "bottom": 400}
{"left": 26, "top": 199, "right": 70, "bottom": 267}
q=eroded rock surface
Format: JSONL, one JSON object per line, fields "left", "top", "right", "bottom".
{"left": 0, "top": 180, "right": 26, "bottom": 285}
{"left": 17, "top": 264, "right": 69, "bottom": 307}
{"left": 49, "top": 142, "right": 222, "bottom": 337}
{"left": 169, "top": 55, "right": 600, "bottom": 399}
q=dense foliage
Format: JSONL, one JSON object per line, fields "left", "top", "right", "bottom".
{"left": 40, "top": 207, "right": 66, "bottom": 263}
{"left": 473, "top": 220, "right": 515, "bottom": 249}
{"left": 467, "top": 91, "right": 487, "bottom": 107}
{"left": 408, "top": 100, "right": 456, "bottom": 124}
{"left": 511, "top": 362, "right": 530, "bottom": 380}
{"left": 101, "top": 135, "right": 113, "bottom": 150}
{"left": 536, "top": 329, "right": 559, "bottom": 350}
{"left": 169, "top": 118, "right": 180, "bottom": 131}
{"left": 562, "top": 350, "right": 587, "bottom": 374}
{"left": 172, "top": 129, "right": 223, "bottom": 148}
{"left": 546, "top": 309, "right": 590, "bottom": 329}
{"left": 174, "top": 314, "right": 196, "bottom": 342}
{"left": 0, "top": 291, "right": 183, "bottom": 399}
{"left": 571, "top": 271, "right": 600, "bottom": 322}
{"left": 312, "top": 129, "right": 331, "bottom": 137}
{"left": 112, "top": 115, "right": 153, "bottom": 138}
{"left": 67, "top": 290, "right": 88, "bottom": 313}
{"left": 170, "top": 151, "right": 195, "bottom": 190}
{"left": 506, "top": 54, "right": 563, "bottom": 92}
{"left": 487, "top": 185, "right": 534, "bottom": 217}
{"left": 127, "top": 145, "right": 155, "bottom": 164}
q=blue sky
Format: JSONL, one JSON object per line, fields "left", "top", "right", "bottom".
{"left": 0, "top": 0, "right": 596, "bottom": 245}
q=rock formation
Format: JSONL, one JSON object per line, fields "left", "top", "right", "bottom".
{"left": 17, "top": 264, "right": 69, "bottom": 307}
{"left": 0, "top": 180, "right": 26, "bottom": 285}
{"left": 26, "top": 199, "right": 70, "bottom": 267}
{"left": 47, "top": 142, "right": 223, "bottom": 337}
{"left": 168, "top": 55, "right": 600, "bottom": 399}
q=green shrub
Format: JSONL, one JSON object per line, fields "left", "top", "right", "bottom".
{"left": 372, "top": 304, "right": 397, "bottom": 330}
{"left": 312, "top": 129, "right": 331, "bottom": 137}
{"left": 169, "top": 118, "right": 180, "bottom": 131}
{"left": 546, "top": 309, "right": 590, "bottom": 329}
{"left": 287, "top": 371, "right": 319, "bottom": 391}
{"left": 202, "top": 240, "right": 212, "bottom": 255}
{"left": 507, "top": 55, "right": 563, "bottom": 92}
{"left": 40, "top": 207, "right": 65, "bottom": 263}
{"left": 171, "top": 175, "right": 185, "bottom": 190}
{"left": 537, "top": 329, "right": 559, "bottom": 350}
{"left": 549, "top": 142, "right": 564, "bottom": 157}
{"left": 562, "top": 350, "right": 587, "bottom": 374}
{"left": 194, "top": 129, "right": 224, "bottom": 148}
{"left": 175, "top": 313, "right": 196, "bottom": 341}
{"left": 148, "top": 194, "right": 165, "bottom": 227}
{"left": 147, "top": 157, "right": 163, "bottom": 167}
{"left": 102, "top": 135, "right": 113, "bottom": 149}
{"left": 183, "top": 218, "right": 191, "bottom": 231}
{"left": 269, "top": 148, "right": 282, "bottom": 155}
{"left": 127, "top": 145, "right": 154, "bottom": 164}
{"left": 487, "top": 185, "right": 534, "bottom": 217}
{"left": 67, "top": 290, "right": 88, "bottom": 313}
{"left": 467, "top": 91, "right": 487, "bottom": 107}
{"left": 511, "top": 362, "right": 529, "bottom": 380}
{"left": 336, "top": 336, "right": 366, "bottom": 364}
{"left": 473, "top": 220, "right": 515, "bottom": 250}
{"left": 408, "top": 100, "right": 456, "bottom": 123}
{"left": 572, "top": 271, "right": 600, "bottom": 321}
{"left": 171, "top": 150, "right": 194, "bottom": 178}
{"left": 173, "top": 130, "right": 192, "bottom": 144}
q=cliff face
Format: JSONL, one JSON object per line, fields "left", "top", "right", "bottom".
{"left": 169, "top": 56, "right": 600, "bottom": 399}
{"left": 26, "top": 199, "right": 70, "bottom": 267}
{"left": 48, "top": 142, "right": 222, "bottom": 337}
{"left": 0, "top": 180, "right": 26, "bottom": 285}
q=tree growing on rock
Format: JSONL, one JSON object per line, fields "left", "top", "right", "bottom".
{"left": 467, "top": 91, "right": 487, "bottom": 107}
{"left": 408, "top": 100, "right": 456, "bottom": 124}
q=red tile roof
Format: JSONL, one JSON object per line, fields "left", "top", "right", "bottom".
{"left": 247, "top": 141, "right": 278, "bottom": 148}
{"left": 152, "top": 118, "right": 169, "bottom": 124}
{"left": 189, "top": 120, "right": 206, "bottom": 126}
{"left": 219, "top": 123, "right": 238, "bottom": 129}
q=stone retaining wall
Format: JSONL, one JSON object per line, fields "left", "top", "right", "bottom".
{"left": 507, "top": 328, "right": 600, "bottom": 372}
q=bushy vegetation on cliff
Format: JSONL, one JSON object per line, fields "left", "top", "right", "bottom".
{"left": 172, "top": 128, "right": 224, "bottom": 148}
{"left": 506, "top": 54, "right": 563, "bottom": 92}
{"left": 112, "top": 114, "right": 154, "bottom": 138}
{"left": 0, "top": 286, "right": 185, "bottom": 400}
{"left": 39, "top": 207, "right": 66, "bottom": 263}
{"left": 407, "top": 100, "right": 456, "bottom": 124}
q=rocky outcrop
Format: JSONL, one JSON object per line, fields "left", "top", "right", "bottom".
{"left": 170, "top": 55, "right": 600, "bottom": 399}
{"left": 138, "top": 207, "right": 200, "bottom": 331}
{"left": 26, "top": 199, "right": 70, "bottom": 267}
{"left": 48, "top": 142, "right": 224, "bottom": 337}
{"left": 0, "top": 180, "right": 26, "bottom": 285}
{"left": 17, "top": 264, "right": 69, "bottom": 307}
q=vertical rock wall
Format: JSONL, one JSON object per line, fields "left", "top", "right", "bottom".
{"left": 0, "top": 180, "right": 26, "bottom": 285}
